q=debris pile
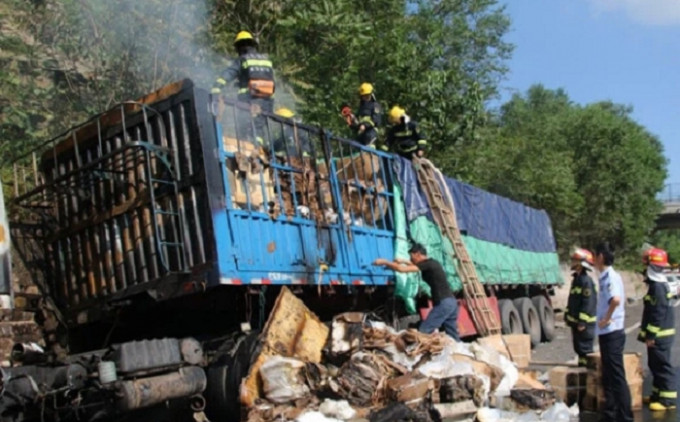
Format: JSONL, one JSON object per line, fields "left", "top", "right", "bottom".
{"left": 243, "top": 288, "right": 579, "bottom": 422}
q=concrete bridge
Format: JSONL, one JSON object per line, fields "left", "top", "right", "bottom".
{"left": 656, "top": 183, "right": 680, "bottom": 231}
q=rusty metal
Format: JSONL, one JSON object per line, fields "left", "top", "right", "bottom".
{"left": 117, "top": 366, "right": 207, "bottom": 411}
{"left": 10, "top": 343, "right": 46, "bottom": 364}
{"left": 8, "top": 82, "right": 210, "bottom": 319}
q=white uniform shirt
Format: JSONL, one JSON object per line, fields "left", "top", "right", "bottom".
{"left": 596, "top": 266, "right": 626, "bottom": 335}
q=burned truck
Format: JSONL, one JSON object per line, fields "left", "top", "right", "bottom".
{"left": 2, "top": 80, "right": 563, "bottom": 421}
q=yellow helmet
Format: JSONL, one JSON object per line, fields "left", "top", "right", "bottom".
{"left": 358, "top": 83, "right": 374, "bottom": 96}
{"left": 388, "top": 106, "right": 406, "bottom": 124}
{"left": 234, "top": 31, "right": 256, "bottom": 46}
{"left": 275, "top": 107, "right": 295, "bottom": 118}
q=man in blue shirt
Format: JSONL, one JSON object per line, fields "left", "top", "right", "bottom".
{"left": 594, "top": 242, "right": 633, "bottom": 422}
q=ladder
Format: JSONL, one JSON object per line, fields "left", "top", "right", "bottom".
{"left": 143, "top": 145, "right": 188, "bottom": 274}
{"left": 412, "top": 156, "right": 501, "bottom": 337}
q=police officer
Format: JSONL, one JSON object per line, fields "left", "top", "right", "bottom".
{"left": 211, "top": 31, "right": 275, "bottom": 144}
{"left": 349, "top": 83, "right": 382, "bottom": 146}
{"left": 565, "top": 248, "right": 597, "bottom": 367}
{"left": 594, "top": 242, "right": 633, "bottom": 422}
{"left": 382, "top": 106, "right": 427, "bottom": 159}
{"left": 639, "top": 247, "right": 677, "bottom": 411}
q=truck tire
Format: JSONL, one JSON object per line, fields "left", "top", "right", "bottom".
{"left": 513, "top": 297, "right": 541, "bottom": 348}
{"left": 205, "top": 332, "right": 260, "bottom": 421}
{"left": 532, "top": 295, "right": 555, "bottom": 342}
{"left": 498, "top": 299, "right": 522, "bottom": 335}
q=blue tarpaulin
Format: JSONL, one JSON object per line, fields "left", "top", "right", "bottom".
{"left": 393, "top": 157, "right": 557, "bottom": 253}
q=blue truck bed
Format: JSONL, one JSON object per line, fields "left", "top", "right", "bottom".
{"left": 9, "top": 79, "right": 561, "bottom": 327}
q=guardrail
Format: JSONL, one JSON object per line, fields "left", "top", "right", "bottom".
{"left": 658, "top": 183, "right": 680, "bottom": 203}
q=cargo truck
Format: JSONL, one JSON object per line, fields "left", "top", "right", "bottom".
{"left": 1, "top": 80, "right": 563, "bottom": 421}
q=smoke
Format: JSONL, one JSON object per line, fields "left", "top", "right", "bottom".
{"left": 75, "top": 0, "right": 228, "bottom": 94}
{"left": 69, "top": 0, "right": 300, "bottom": 113}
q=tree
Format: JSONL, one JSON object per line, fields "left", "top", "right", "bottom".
{"left": 465, "top": 85, "right": 668, "bottom": 258}
{"left": 0, "top": 0, "right": 218, "bottom": 173}
{"left": 566, "top": 101, "right": 667, "bottom": 255}
{"left": 458, "top": 86, "right": 582, "bottom": 250}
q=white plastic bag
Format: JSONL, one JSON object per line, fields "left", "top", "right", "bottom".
{"left": 296, "top": 411, "right": 343, "bottom": 422}
{"left": 260, "top": 356, "right": 310, "bottom": 403}
{"left": 319, "top": 399, "right": 356, "bottom": 420}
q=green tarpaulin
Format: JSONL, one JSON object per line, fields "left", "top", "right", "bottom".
{"left": 392, "top": 183, "right": 563, "bottom": 314}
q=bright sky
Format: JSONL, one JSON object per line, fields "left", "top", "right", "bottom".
{"left": 497, "top": 0, "right": 680, "bottom": 184}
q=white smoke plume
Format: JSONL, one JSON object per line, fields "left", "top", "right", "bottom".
{"left": 75, "top": 0, "right": 228, "bottom": 94}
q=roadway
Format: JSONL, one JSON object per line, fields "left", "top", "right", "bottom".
{"left": 532, "top": 299, "right": 680, "bottom": 421}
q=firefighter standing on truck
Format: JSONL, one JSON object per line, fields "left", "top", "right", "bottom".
{"left": 341, "top": 83, "right": 382, "bottom": 146}
{"left": 382, "top": 106, "right": 427, "bottom": 159}
{"left": 565, "top": 247, "right": 597, "bottom": 367}
{"left": 211, "top": 31, "right": 275, "bottom": 144}
{"left": 639, "top": 247, "right": 677, "bottom": 411}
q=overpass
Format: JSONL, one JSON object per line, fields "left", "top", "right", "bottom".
{"left": 656, "top": 183, "right": 680, "bottom": 231}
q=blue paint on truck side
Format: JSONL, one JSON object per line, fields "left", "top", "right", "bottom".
{"left": 8, "top": 80, "right": 561, "bottom": 325}
{"left": 211, "top": 109, "right": 396, "bottom": 287}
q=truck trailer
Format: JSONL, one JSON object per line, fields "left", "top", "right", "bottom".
{"left": 1, "top": 80, "right": 563, "bottom": 421}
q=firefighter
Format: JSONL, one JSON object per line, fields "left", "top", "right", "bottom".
{"left": 340, "top": 83, "right": 383, "bottom": 146}
{"left": 211, "top": 31, "right": 275, "bottom": 144}
{"left": 381, "top": 106, "right": 427, "bottom": 159}
{"left": 565, "top": 247, "right": 597, "bottom": 367}
{"left": 639, "top": 247, "right": 677, "bottom": 411}
{"left": 272, "top": 107, "right": 313, "bottom": 159}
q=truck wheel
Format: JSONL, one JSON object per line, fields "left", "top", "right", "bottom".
{"left": 532, "top": 295, "right": 555, "bottom": 342}
{"left": 205, "top": 332, "right": 260, "bottom": 421}
{"left": 498, "top": 299, "right": 522, "bottom": 335}
{"left": 513, "top": 297, "right": 541, "bottom": 348}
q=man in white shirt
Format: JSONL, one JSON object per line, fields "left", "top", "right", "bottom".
{"left": 594, "top": 242, "right": 633, "bottom": 422}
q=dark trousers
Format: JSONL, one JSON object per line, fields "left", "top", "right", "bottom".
{"left": 571, "top": 325, "right": 594, "bottom": 366}
{"left": 599, "top": 329, "right": 633, "bottom": 422}
{"left": 356, "top": 127, "right": 378, "bottom": 146}
{"left": 419, "top": 297, "right": 460, "bottom": 341}
{"left": 648, "top": 340, "right": 676, "bottom": 405}
{"left": 235, "top": 96, "right": 274, "bottom": 145}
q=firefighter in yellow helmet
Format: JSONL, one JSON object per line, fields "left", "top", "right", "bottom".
{"left": 272, "top": 107, "right": 313, "bottom": 159}
{"left": 340, "top": 83, "right": 383, "bottom": 146}
{"left": 211, "top": 31, "right": 275, "bottom": 144}
{"left": 381, "top": 106, "right": 427, "bottom": 159}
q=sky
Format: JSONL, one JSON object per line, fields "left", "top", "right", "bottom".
{"left": 497, "top": 0, "right": 680, "bottom": 185}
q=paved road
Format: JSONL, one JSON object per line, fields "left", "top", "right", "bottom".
{"left": 532, "top": 299, "right": 680, "bottom": 421}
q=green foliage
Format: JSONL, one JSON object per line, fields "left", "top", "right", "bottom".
{"left": 465, "top": 85, "right": 667, "bottom": 259}
{"left": 210, "top": 0, "right": 512, "bottom": 160}
{"left": 0, "top": 0, "right": 670, "bottom": 266}
{"left": 0, "top": 0, "right": 217, "bottom": 171}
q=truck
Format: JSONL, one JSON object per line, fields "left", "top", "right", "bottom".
{"left": 1, "top": 80, "right": 563, "bottom": 421}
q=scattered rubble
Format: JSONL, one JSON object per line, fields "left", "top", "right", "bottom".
{"left": 242, "top": 288, "right": 581, "bottom": 422}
